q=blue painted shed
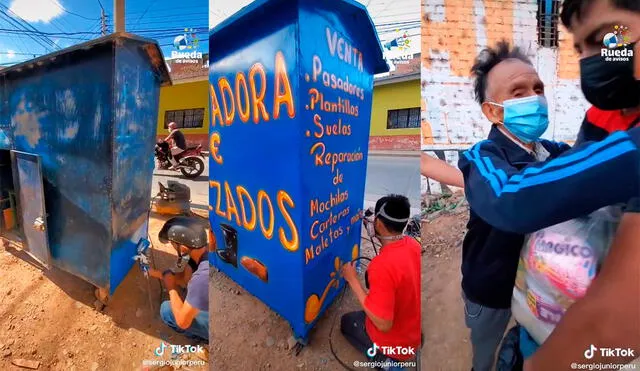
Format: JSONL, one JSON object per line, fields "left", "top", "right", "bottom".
{"left": 208, "top": 0, "right": 388, "bottom": 341}
{"left": 0, "top": 33, "right": 171, "bottom": 295}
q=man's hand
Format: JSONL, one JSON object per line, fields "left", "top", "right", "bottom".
{"left": 163, "top": 271, "right": 177, "bottom": 291}
{"left": 341, "top": 262, "right": 358, "bottom": 284}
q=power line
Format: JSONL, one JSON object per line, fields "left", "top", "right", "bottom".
{"left": 0, "top": 10, "right": 32, "bottom": 55}
{"left": 0, "top": 26, "right": 208, "bottom": 37}
{"left": 100, "top": 8, "right": 108, "bottom": 35}
{"left": 133, "top": 0, "right": 160, "bottom": 26}
{"left": 48, "top": 0, "right": 99, "bottom": 21}
{"left": 126, "top": 4, "right": 207, "bottom": 15}
{"left": 127, "top": 26, "right": 208, "bottom": 33}
{"left": 1, "top": 33, "right": 99, "bottom": 41}
{"left": 84, "top": 18, "right": 103, "bottom": 40}
{"left": 0, "top": 5, "right": 59, "bottom": 51}
{"left": 0, "top": 12, "right": 54, "bottom": 52}
{"left": 129, "top": 16, "right": 209, "bottom": 23}
{"left": 0, "top": 28, "right": 99, "bottom": 36}
{"left": 125, "top": 11, "right": 210, "bottom": 20}
{"left": 127, "top": 20, "right": 208, "bottom": 27}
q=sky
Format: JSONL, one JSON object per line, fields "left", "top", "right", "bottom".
{"left": 209, "top": 0, "right": 420, "bottom": 73}
{"left": 0, "top": 0, "right": 419, "bottom": 69}
{"left": 0, "top": 0, "right": 208, "bottom": 66}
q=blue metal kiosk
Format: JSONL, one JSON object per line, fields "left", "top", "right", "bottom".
{"left": 0, "top": 33, "right": 170, "bottom": 295}
{"left": 208, "top": 0, "right": 388, "bottom": 341}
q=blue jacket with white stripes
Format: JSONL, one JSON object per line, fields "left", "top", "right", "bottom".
{"left": 459, "top": 126, "right": 640, "bottom": 234}
{"left": 457, "top": 124, "right": 640, "bottom": 308}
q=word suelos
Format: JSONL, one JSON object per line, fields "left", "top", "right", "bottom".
{"left": 210, "top": 180, "right": 299, "bottom": 252}
{"left": 311, "top": 114, "right": 351, "bottom": 138}
{"left": 210, "top": 51, "right": 295, "bottom": 127}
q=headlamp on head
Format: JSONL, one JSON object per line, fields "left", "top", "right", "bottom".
{"left": 371, "top": 203, "right": 410, "bottom": 241}
{"left": 375, "top": 202, "right": 410, "bottom": 224}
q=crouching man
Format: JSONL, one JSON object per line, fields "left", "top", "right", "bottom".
{"left": 340, "top": 195, "right": 422, "bottom": 365}
{"left": 150, "top": 216, "right": 209, "bottom": 343}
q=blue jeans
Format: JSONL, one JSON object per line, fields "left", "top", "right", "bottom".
{"left": 160, "top": 301, "right": 209, "bottom": 342}
{"left": 463, "top": 293, "right": 512, "bottom": 371}
{"left": 519, "top": 327, "right": 539, "bottom": 359}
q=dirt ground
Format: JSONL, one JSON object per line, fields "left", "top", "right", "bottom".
{"left": 0, "top": 189, "right": 483, "bottom": 371}
{"left": 421, "top": 194, "right": 472, "bottom": 371}
{"left": 210, "top": 233, "right": 422, "bottom": 371}
{"left": 0, "top": 210, "right": 209, "bottom": 371}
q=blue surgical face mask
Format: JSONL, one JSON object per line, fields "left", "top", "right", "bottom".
{"left": 488, "top": 95, "right": 550, "bottom": 143}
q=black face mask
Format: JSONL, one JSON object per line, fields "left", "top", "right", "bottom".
{"left": 580, "top": 43, "right": 639, "bottom": 110}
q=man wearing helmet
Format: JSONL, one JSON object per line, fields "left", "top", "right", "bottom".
{"left": 151, "top": 216, "right": 209, "bottom": 342}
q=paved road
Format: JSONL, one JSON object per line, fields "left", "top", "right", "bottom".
{"left": 151, "top": 165, "right": 210, "bottom": 210}
{"left": 151, "top": 155, "right": 420, "bottom": 214}
{"left": 364, "top": 155, "right": 421, "bottom": 215}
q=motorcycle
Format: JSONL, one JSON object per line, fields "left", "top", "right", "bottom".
{"left": 155, "top": 140, "right": 205, "bottom": 179}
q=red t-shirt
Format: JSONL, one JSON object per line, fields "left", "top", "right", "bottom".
{"left": 364, "top": 236, "right": 421, "bottom": 361}
{"left": 585, "top": 106, "right": 640, "bottom": 132}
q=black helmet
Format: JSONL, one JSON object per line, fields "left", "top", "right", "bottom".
{"left": 158, "top": 216, "right": 207, "bottom": 249}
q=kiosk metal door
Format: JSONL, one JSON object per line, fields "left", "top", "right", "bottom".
{"left": 12, "top": 151, "right": 51, "bottom": 268}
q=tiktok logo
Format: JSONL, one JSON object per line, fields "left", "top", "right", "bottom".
{"left": 367, "top": 343, "right": 379, "bottom": 358}
{"left": 154, "top": 342, "right": 168, "bottom": 357}
{"left": 584, "top": 344, "right": 597, "bottom": 359}
{"left": 366, "top": 343, "right": 416, "bottom": 358}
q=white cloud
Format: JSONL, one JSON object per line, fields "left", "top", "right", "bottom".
{"left": 7, "top": 50, "right": 15, "bottom": 59}
{"left": 9, "top": 0, "right": 63, "bottom": 23}
{"left": 209, "top": 0, "right": 254, "bottom": 29}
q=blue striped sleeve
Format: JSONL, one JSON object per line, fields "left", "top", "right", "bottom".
{"left": 459, "top": 130, "right": 640, "bottom": 233}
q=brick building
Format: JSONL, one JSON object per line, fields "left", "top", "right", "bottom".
{"left": 420, "top": 0, "right": 589, "bottom": 193}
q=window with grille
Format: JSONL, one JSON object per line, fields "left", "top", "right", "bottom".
{"left": 537, "top": 0, "right": 561, "bottom": 48}
{"left": 387, "top": 108, "right": 421, "bottom": 129}
{"left": 164, "top": 108, "right": 205, "bottom": 129}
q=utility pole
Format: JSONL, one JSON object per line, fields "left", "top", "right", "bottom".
{"left": 100, "top": 8, "right": 107, "bottom": 36}
{"left": 114, "top": 0, "right": 125, "bottom": 33}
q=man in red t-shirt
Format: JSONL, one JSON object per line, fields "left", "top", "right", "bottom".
{"left": 340, "top": 194, "right": 422, "bottom": 362}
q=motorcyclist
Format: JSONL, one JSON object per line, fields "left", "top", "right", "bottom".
{"left": 164, "top": 122, "right": 187, "bottom": 169}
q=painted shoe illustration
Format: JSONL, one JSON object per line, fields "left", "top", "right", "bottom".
{"left": 218, "top": 224, "right": 238, "bottom": 268}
